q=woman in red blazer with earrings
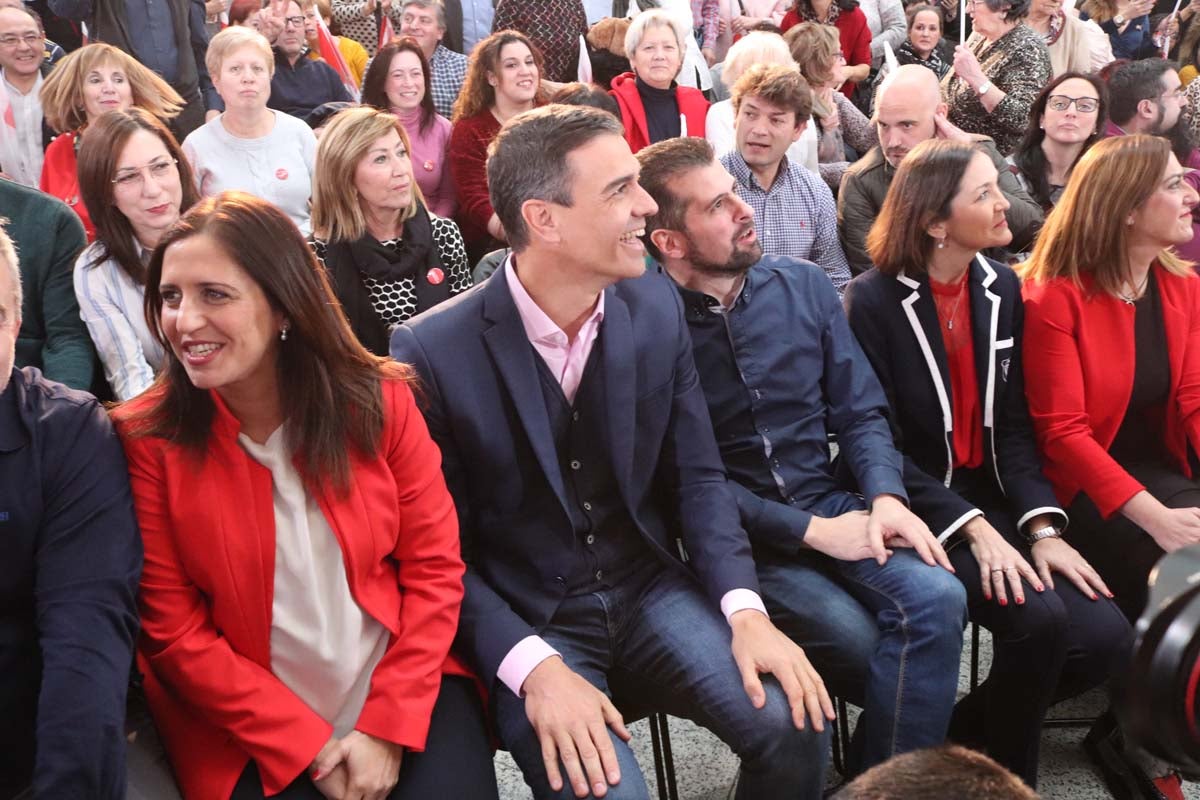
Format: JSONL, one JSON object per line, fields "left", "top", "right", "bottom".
{"left": 112, "top": 192, "right": 497, "bottom": 800}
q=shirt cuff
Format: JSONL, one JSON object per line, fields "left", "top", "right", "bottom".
{"left": 720, "top": 589, "right": 769, "bottom": 624}
{"left": 496, "top": 636, "right": 561, "bottom": 698}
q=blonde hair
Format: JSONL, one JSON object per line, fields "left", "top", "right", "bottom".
{"left": 205, "top": 25, "right": 275, "bottom": 79}
{"left": 784, "top": 22, "right": 840, "bottom": 87}
{"left": 722, "top": 31, "right": 794, "bottom": 88}
{"left": 38, "top": 43, "right": 183, "bottom": 132}
{"left": 1020, "top": 135, "right": 1194, "bottom": 296}
{"left": 311, "top": 106, "right": 425, "bottom": 242}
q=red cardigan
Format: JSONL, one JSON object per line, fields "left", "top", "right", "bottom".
{"left": 113, "top": 380, "right": 469, "bottom": 800}
{"left": 781, "top": 6, "right": 872, "bottom": 97}
{"left": 448, "top": 110, "right": 502, "bottom": 252}
{"left": 609, "top": 71, "right": 709, "bottom": 154}
{"left": 1022, "top": 267, "right": 1200, "bottom": 518}
{"left": 39, "top": 131, "right": 95, "bottom": 242}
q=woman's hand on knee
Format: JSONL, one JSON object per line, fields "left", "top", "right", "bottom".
{"left": 1030, "top": 537, "right": 1113, "bottom": 601}
{"left": 962, "top": 516, "right": 1044, "bottom": 606}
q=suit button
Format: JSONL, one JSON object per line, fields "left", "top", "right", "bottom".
{"left": 554, "top": 576, "right": 565, "bottom": 584}
{"left": 595, "top": 569, "right": 603, "bottom": 581}
{"left": 583, "top": 501, "right": 593, "bottom": 511}
{"left": 570, "top": 459, "right": 582, "bottom": 470}
{"left": 572, "top": 411, "right": 581, "bottom": 422}
{"left": 586, "top": 534, "right": 595, "bottom": 545}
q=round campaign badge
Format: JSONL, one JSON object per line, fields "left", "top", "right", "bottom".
{"left": 275, "top": 168, "right": 289, "bottom": 181}
{"left": 426, "top": 267, "right": 445, "bottom": 285}
{"left": 423, "top": 159, "right": 435, "bottom": 172}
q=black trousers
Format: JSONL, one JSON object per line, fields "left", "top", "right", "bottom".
{"left": 229, "top": 676, "right": 497, "bottom": 800}
{"left": 1066, "top": 461, "right": 1200, "bottom": 623}
{"left": 945, "top": 491, "right": 1132, "bottom": 787}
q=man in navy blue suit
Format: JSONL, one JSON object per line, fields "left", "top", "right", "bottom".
{"left": 391, "top": 104, "right": 834, "bottom": 800}
{"left": 0, "top": 222, "right": 141, "bottom": 799}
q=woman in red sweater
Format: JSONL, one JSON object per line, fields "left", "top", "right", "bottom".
{"left": 1021, "top": 132, "right": 1200, "bottom": 800}
{"left": 113, "top": 192, "right": 496, "bottom": 800}
{"left": 38, "top": 43, "right": 183, "bottom": 242}
{"left": 448, "top": 30, "right": 545, "bottom": 264}
{"left": 781, "top": 0, "right": 872, "bottom": 96}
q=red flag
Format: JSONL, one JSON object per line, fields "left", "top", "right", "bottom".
{"left": 314, "top": 15, "right": 359, "bottom": 99}
{"left": 378, "top": 14, "right": 395, "bottom": 52}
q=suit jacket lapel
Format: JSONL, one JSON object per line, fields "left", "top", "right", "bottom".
{"left": 482, "top": 267, "right": 571, "bottom": 514}
{"left": 971, "top": 255, "right": 1002, "bottom": 430}
{"left": 600, "top": 288, "right": 636, "bottom": 504}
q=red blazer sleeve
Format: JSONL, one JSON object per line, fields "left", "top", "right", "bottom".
{"left": 449, "top": 114, "right": 496, "bottom": 246}
{"left": 353, "top": 380, "right": 465, "bottom": 752}
{"left": 1172, "top": 276, "right": 1200, "bottom": 458}
{"left": 120, "top": 433, "right": 333, "bottom": 794}
{"left": 844, "top": 10, "right": 872, "bottom": 67}
{"left": 1021, "top": 281, "right": 1144, "bottom": 517}
{"left": 781, "top": 9, "right": 800, "bottom": 30}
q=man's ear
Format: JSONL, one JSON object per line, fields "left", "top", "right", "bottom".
{"left": 649, "top": 227, "right": 687, "bottom": 260}
{"left": 521, "top": 199, "right": 561, "bottom": 246}
{"left": 1136, "top": 97, "right": 1156, "bottom": 121}
{"left": 935, "top": 102, "right": 949, "bottom": 118}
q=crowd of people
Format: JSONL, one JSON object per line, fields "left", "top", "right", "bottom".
{"left": 4, "top": 1, "right": 1200, "bottom": 800}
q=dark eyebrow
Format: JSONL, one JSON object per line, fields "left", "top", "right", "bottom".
{"left": 603, "top": 173, "right": 637, "bottom": 194}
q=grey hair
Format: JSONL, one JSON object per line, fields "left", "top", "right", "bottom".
{"left": 400, "top": 0, "right": 446, "bottom": 31}
{"left": 979, "top": 0, "right": 1031, "bottom": 22}
{"left": 486, "top": 104, "right": 625, "bottom": 252}
{"left": 0, "top": 220, "right": 21, "bottom": 314}
{"left": 624, "top": 8, "right": 690, "bottom": 62}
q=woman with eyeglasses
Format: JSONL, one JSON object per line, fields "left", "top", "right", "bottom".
{"left": 1007, "top": 73, "right": 1107, "bottom": 215}
{"left": 38, "top": 43, "right": 183, "bottom": 242}
{"left": 781, "top": 0, "right": 872, "bottom": 97}
{"left": 940, "top": 0, "right": 1051, "bottom": 156}
{"left": 181, "top": 26, "right": 318, "bottom": 234}
{"left": 74, "top": 108, "right": 198, "bottom": 401}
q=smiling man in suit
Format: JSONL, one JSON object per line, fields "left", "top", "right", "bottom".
{"left": 391, "top": 103, "right": 834, "bottom": 800}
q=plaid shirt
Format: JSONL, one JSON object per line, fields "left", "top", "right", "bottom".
{"left": 721, "top": 149, "right": 852, "bottom": 296}
{"left": 429, "top": 45, "right": 468, "bottom": 118}
{"left": 691, "top": 0, "right": 720, "bottom": 49}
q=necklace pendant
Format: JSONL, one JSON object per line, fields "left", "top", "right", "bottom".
{"left": 947, "top": 319, "right": 954, "bottom": 330}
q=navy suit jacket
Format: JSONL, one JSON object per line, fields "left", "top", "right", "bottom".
{"left": 843, "top": 255, "right": 1066, "bottom": 541}
{"left": 391, "top": 263, "right": 760, "bottom": 687}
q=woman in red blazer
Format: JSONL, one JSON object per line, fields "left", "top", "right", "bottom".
{"left": 781, "top": 0, "right": 872, "bottom": 97}
{"left": 609, "top": 9, "right": 709, "bottom": 154}
{"left": 448, "top": 30, "right": 545, "bottom": 263}
{"left": 1022, "top": 135, "right": 1200, "bottom": 626}
{"left": 112, "top": 192, "right": 496, "bottom": 800}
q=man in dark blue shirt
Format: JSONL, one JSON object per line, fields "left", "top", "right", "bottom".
{"left": 636, "top": 133, "right": 969, "bottom": 776}
{"left": 268, "top": 0, "right": 352, "bottom": 121}
{"left": 0, "top": 222, "right": 142, "bottom": 799}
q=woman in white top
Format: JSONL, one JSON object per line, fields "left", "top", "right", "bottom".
{"left": 74, "top": 108, "right": 197, "bottom": 400}
{"left": 705, "top": 31, "right": 819, "bottom": 172}
{"left": 181, "top": 26, "right": 317, "bottom": 234}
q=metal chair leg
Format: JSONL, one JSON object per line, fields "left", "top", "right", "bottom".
{"left": 970, "top": 621, "right": 981, "bottom": 691}
{"left": 648, "top": 713, "right": 679, "bottom": 800}
{"left": 831, "top": 697, "right": 850, "bottom": 776}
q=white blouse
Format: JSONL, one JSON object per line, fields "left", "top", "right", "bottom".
{"left": 239, "top": 427, "right": 391, "bottom": 737}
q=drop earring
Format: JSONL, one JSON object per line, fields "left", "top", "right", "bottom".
{"left": 280, "top": 326, "right": 290, "bottom": 342}
{"left": 936, "top": 238, "right": 945, "bottom": 249}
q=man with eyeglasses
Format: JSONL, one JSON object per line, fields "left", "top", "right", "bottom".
{"left": 266, "top": 0, "right": 353, "bottom": 120}
{"left": 46, "top": 0, "right": 221, "bottom": 139}
{"left": 0, "top": 5, "right": 51, "bottom": 188}
{"left": 837, "top": 64, "right": 1042, "bottom": 274}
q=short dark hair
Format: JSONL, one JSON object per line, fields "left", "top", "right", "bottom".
{"left": 549, "top": 81, "right": 622, "bottom": 121}
{"left": 973, "top": 0, "right": 1030, "bottom": 22}
{"left": 1106, "top": 59, "right": 1176, "bottom": 126}
{"left": 836, "top": 746, "right": 1040, "bottom": 799}
{"left": 487, "top": 104, "right": 625, "bottom": 252}
{"left": 635, "top": 136, "right": 716, "bottom": 262}
{"left": 731, "top": 64, "right": 813, "bottom": 125}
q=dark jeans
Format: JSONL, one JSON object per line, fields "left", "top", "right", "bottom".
{"left": 946, "top": 500, "right": 1132, "bottom": 787}
{"left": 1066, "top": 461, "right": 1199, "bottom": 622}
{"left": 757, "top": 490, "right": 967, "bottom": 775}
{"left": 496, "top": 562, "right": 831, "bottom": 800}
{"left": 228, "top": 676, "right": 497, "bottom": 800}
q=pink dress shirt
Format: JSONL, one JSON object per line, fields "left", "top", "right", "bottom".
{"left": 494, "top": 256, "right": 767, "bottom": 697}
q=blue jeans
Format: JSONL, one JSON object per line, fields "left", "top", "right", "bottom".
{"left": 756, "top": 491, "right": 968, "bottom": 774}
{"left": 495, "top": 562, "right": 831, "bottom": 800}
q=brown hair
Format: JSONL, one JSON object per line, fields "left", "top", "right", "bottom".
{"left": 451, "top": 29, "right": 546, "bottom": 123}
{"left": 731, "top": 63, "right": 813, "bottom": 123}
{"left": 121, "top": 191, "right": 410, "bottom": 494}
{"left": 311, "top": 106, "right": 424, "bottom": 242}
{"left": 905, "top": 3, "right": 943, "bottom": 31}
{"left": 78, "top": 108, "right": 200, "bottom": 287}
{"left": 784, "top": 22, "right": 840, "bottom": 87}
{"left": 361, "top": 37, "right": 438, "bottom": 135}
{"left": 635, "top": 135, "right": 717, "bottom": 262}
{"left": 866, "top": 138, "right": 982, "bottom": 276}
{"left": 1020, "top": 134, "right": 1194, "bottom": 295}
{"left": 38, "top": 43, "right": 183, "bottom": 133}
{"left": 838, "top": 745, "right": 1040, "bottom": 799}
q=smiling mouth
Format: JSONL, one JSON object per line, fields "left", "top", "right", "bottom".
{"left": 619, "top": 228, "right": 645, "bottom": 245}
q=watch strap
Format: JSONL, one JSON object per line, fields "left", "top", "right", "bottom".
{"left": 1026, "top": 524, "right": 1062, "bottom": 545}
{"left": 977, "top": 80, "right": 993, "bottom": 96}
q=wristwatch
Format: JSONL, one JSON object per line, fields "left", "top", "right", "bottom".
{"left": 977, "top": 80, "right": 993, "bottom": 96}
{"left": 1114, "top": 12, "right": 1127, "bottom": 24}
{"left": 1026, "top": 524, "right": 1062, "bottom": 545}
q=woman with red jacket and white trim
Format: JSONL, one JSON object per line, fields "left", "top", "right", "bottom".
{"left": 112, "top": 192, "right": 496, "bottom": 800}
{"left": 609, "top": 9, "right": 710, "bottom": 154}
